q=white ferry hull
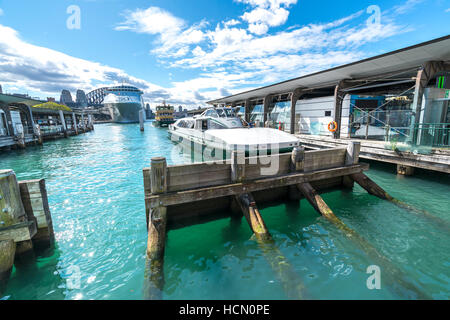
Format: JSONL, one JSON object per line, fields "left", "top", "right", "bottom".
{"left": 105, "top": 101, "right": 143, "bottom": 123}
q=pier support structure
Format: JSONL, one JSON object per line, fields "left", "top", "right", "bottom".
{"left": 145, "top": 157, "right": 168, "bottom": 300}
{"left": 19, "top": 179, "right": 54, "bottom": 248}
{"left": 59, "top": 110, "right": 68, "bottom": 138}
{"left": 72, "top": 113, "right": 78, "bottom": 135}
{"left": 0, "top": 239, "right": 15, "bottom": 289}
{"left": 397, "top": 164, "right": 415, "bottom": 176}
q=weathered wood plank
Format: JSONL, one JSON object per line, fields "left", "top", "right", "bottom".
{"left": 0, "top": 240, "right": 16, "bottom": 289}
{"left": 146, "top": 164, "right": 369, "bottom": 208}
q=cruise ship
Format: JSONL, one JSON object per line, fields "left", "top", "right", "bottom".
{"left": 103, "top": 85, "right": 144, "bottom": 123}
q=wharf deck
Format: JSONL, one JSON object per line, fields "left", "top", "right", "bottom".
{"left": 295, "top": 134, "right": 450, "bottom": 174}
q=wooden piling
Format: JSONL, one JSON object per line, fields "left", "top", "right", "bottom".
{"left": 343, "top": 142, "right": 360, "bottom": 188}
{"left": 0, "top": 170, "right": 36, "bottom": 255}
{"left": 231, "top": 154, "right": 307, "bottom": 299}
{"left": 0, "top": 240, "right": 16, "bottom": 286}
{"left": 289, "top": 147, "right": 304, "bottom": 201}
{"left": 235, "top": 193, "right": 270, "bottom": 240}
{"left": 350, "top": 172, "right": 393, "bottom": 200}
{"left": 139, "top": 109, "right": 145, "bottom": 132}
{"left": 144, "top": 157, "right": 168, "bottom": 300}
{"left": 351, "top": 172, "right": 450, "bottom": 232}
{"left": 296, "top": 181, "right": 430, "bottom": 299}
{"left": 231, "top": 150, "right": 245, "bottom": 183}
{"left": 19, "top": 179, "right": 54, "bottom": 248}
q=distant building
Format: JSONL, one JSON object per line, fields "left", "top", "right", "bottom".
{"left": 76, "top": 90, "right": 88, "bottom": 108}
{"left": 47, "top": 97, "right": 56, "bottom": 102}
{"left": 145, "top": 103, "right": 154, "bottom": 120}
{"left": 60, "top": 90, "right": 73, "bottom": 105}
{"left": 0, "top": 84, "right": 2, "bottom": 94}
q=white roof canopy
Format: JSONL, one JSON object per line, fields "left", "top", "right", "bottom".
{"left": 208, "top": 35, "right": 450, "bottom": 104}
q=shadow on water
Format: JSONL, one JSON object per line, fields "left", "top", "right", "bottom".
{"left": 2, "top": 243, "right": 66, "bottom": 300}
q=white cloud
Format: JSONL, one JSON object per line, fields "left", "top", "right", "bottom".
{"left": 112, "top": 2, "right": 415, "bottom": 102}
{"left": 115, "top": 6, "right": 184, "bottom": 35}
{"left": 0, "top": 24, "right": 216, "bottom": 107}
{"left": 446, "top": 8, "right": 450, "bottom": 13}
{"left": 237, "top": 0, "right": 297, "bottom": 34}
{"left": 393, "top": 0, "right": 424, "bottom": 14}
{"left": 0, "top": 8, "right": 4, "bottom": 16}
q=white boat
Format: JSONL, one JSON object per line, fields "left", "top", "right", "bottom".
{"left": 168, "top": 107, "right": 300, "bottom": 157}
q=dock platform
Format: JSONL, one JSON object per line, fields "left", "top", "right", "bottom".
{"left": 296, "top": 134, "right": 450, "bottom": 174}
{"left": 141, "top": 143, "right": 433, "bottom": 299}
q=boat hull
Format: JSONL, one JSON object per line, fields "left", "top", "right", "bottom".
{"left": 105, "top": 102, "right": 143, "bottom": 123}
{"left": 153, "top": 119, "right": 176, "bottom": 127}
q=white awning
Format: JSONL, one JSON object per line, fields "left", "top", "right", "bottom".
{"left": 209, "top": 35, "right": 450, "bottom": 104}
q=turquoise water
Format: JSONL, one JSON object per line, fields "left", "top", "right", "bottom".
{"left": 0, "top": 123, "right": 449, "bottom": 300}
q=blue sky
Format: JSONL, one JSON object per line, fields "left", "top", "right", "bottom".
{"left": 0, "top": 0, "right": 449, "bottom": 108}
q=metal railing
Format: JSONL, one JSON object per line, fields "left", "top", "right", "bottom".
{"left": 413, "top": 123, "right": 450, "bottom": 148}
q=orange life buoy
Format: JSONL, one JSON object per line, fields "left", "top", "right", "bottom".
{"left": 328, "top": 121, "right": 338, "bottom": 132}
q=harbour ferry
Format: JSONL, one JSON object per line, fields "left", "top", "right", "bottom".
{"left": 168, "top": 107, "right": 300, "bottom": 157}
{"left": 154, "top": 102, "right": 176, "bottom": 127}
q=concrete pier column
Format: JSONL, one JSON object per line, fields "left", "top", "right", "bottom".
{"left": 72, "top": 113, "right": 78, "bottom": 135}
{"left": 88, "top": 114, "right": 94, "bottom": 131}
{"left": 81, "top": 114, "right": 86, "bottom": 132}
{"left": 58, "top": 110, "right": 67, "bottom": 137}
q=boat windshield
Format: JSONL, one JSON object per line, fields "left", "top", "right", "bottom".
{"left": 216, "top": 108, "right": 235, "bottom": 118}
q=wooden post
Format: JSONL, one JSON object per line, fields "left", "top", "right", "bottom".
{"left": 397, "top": 164, "right": 415, "bottom": 176}
{"left": 231, "top": 156, "right": 306, "bottom": 299}
{"left": 289, "top": 147, "right": 304, "bottom": 200}
{"left": 139, "top": 109, "right": 145, "bottom": 132}
{"left": 235, "top": 193, "right": 270, "bottom": 241}
{"left": 0, "top": 239, "right": 16, "bottom": 289}
{"left": 234, "top": 192, "right": 307, "bottom": 299}
{"left": 231, "top": 150, "right": 245, "bottom": 183}
{"left": 350, "top": 172, "right": 393, "bottom": 200}
{"left": 296, "top": 182, "right": 339, "bottom": 223}
{"left": 297, "top": 181, "right": 430, "bottom": 299}
{"left": 343, "top": 142, "right": 361, "bottom": 188}
{"left": 144, "top": 157, "right": 168, "bottom": 300}
{"left": 19, "top": 179, "right": 54, "bottom": 248}
{"left": 350, "top": 172, "right": 449, "bottom": 232}
{"left": 0, "top": 170, "right": 36, "bottom": 255}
